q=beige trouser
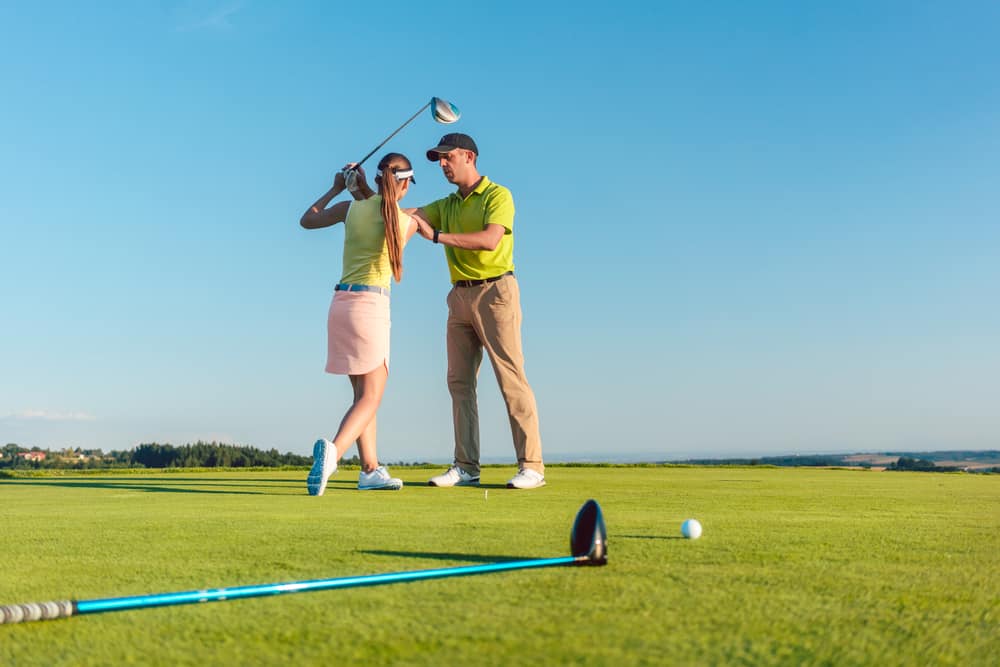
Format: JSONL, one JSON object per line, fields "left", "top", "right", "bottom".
{"left": 446, "top": 273, "right": 544, "bottom": 476}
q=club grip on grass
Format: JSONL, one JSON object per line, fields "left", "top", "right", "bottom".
{"left": 0, "top": 600, "right": 76, "bottom": 624}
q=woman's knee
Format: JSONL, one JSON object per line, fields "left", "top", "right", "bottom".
{"left": 354, "top": 371, "right": 387, "bottom": 403}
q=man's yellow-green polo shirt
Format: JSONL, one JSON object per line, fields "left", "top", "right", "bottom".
{"left": 420, "top": 176, "right": 515, "bottom": 283}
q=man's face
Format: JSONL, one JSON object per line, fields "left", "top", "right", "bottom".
{"left": 437, "top": 149, "right": 475, "bottom": 184}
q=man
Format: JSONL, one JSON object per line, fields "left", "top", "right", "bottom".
{"left": 410, "top": 133, "right": 545, "bottom": 489}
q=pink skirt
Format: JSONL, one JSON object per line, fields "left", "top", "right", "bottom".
{"left": 325, "top": 290, "right": 390, "bottom": 375}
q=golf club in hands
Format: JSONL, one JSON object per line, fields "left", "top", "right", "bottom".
{"left": 354, "top": 96, "right": 460, "bottom": 169}
{"left": 0, "top": 499, "right": 606, "bottom": 625}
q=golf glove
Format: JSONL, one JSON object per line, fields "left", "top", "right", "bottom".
{"left": 342, "top": 169, "right": 360, "bottom": 193}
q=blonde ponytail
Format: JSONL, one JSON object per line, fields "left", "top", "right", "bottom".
{"left": 379, "top": 166, "right": 404, "bottom": 283}
{"left": 375, "top": 153, "right": 412, "bottom": 283}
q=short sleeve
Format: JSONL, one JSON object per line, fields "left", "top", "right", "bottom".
{"left": 421, "top": 198, "right": 444, "bottom": 230}
{"left": 483, "top": 187, "right": 515, "bottom": 232}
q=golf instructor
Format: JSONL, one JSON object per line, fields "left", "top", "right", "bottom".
{"left": 410, "top": 133, "right": 546, "bottom": 489}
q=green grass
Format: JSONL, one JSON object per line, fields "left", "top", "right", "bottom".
{"left": 1, "top": 466, "right": 997, "bottom": 665}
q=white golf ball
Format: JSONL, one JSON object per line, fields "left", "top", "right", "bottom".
{"left": 681, "top": 519, "right": 702, "bottom": 540}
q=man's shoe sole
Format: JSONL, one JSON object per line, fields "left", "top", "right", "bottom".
{"left": 358, "top": 481, "right": 404, "bottom": 491}
{"left": 506, "top": 480, "right": 546, "bottom": 489}
{"left": 428, "top": 478, "right": 481, "bottom": 487}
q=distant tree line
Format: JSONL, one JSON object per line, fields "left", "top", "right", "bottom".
{"left": 886, "top": 456, "right": 962, "bottom": 472}
{"left": 130, "top": 442, "right": 317, "bottom": 468}
{"left": 1, "top": 441, "right": 325, "bottom": 470}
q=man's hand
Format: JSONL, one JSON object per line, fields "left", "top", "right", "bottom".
{"left": 405, "top": 208, "right": 435, "bottom": 240}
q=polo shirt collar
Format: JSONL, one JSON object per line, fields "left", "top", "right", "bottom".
{"left": 452, "top": 176, "right": 491, "bottom": 200}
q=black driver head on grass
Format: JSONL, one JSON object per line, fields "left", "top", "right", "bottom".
{"left": 571, "top": 499, "right": 608, "bottom": 565}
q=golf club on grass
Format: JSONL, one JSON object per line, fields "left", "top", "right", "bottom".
{"left": 354, "top": 96, "right": 460, "bottom": 169}
{"left": 0, "top": 499, "right": 606, "bottom": 625}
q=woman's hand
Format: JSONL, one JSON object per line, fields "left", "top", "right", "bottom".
{"left": 333, "top": 170, "right": 347, "bottom": 192}
{"left": 341, "top": 163, "right": 373, "bottom": 199}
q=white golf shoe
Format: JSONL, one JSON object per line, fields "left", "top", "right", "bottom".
{"left": 506, "top": 468, "right": 545, "bottom": 489}
{"left": 427, "top": 465, "right": 480, "bottom": 487}
{"left": 306, "top": 438, "right": 337, "bottom": 496}
{"left": 358, "top": 466, "right": 403, "bottom": 491}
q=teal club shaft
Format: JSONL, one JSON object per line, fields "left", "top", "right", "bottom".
{"left": 1, "top": 555, "right": 582, "bottom": 624}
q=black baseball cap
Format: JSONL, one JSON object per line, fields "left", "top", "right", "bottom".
{"left": 426, "top": 133, "right": 479, "bottom": 161}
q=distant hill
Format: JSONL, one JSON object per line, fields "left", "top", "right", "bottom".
{"left": 676, "top": 450, "right": 1000, "bottom": 472}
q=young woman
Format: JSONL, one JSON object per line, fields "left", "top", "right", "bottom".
{"left": 299, "top": 153, "right": 418, "bottom": 495}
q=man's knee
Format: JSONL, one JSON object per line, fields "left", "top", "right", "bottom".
{"left": 447, "top": 372, "right": 477, "bottom": 398}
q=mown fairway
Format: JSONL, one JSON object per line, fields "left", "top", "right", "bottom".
{"left": 1, "top": 466, "right": 997, "bottom": 665}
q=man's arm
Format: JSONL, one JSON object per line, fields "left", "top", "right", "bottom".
{"left": 407, "top": 188, "right": 511, "bottom": 250}
{"left": 435, "top": 223, "right": 505, "bottom": 250}
{"left": 406, "top": 208, "right": 503, "bottom": 249}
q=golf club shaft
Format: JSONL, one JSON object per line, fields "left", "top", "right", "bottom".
{"left": 0, "top": 555, "right": 583, "bottom": 624}
{"left": 355, "top": 101, "right": 431, "bottom": 168}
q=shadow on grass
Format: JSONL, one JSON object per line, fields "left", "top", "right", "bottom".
{"left": 361, "top": 549, "right": 533, "bottom": 564}
{"left": 318, "top": 480, "right": 509, "bottom": 491}
{"left": 616, "top": 534, "right": 685, "bottom": 541}
{"left": 0, "top": 478, "right": 290, "bottom": 495}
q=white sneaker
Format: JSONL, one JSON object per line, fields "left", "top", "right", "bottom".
{"left": 427, "top": 465, "right": 480, "bottom": 487}
{"left": 506, "top": 468, "right": 545, "bottom": 489}
{"left": 358, "top": 466, "right": 403, "bottom": 491}
{"left": 307, "top": 438, "right": 337, "bottom": 496}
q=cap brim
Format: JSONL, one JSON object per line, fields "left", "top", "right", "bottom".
{"left": 426, "top": 145, "right": 457, "bottom": 161}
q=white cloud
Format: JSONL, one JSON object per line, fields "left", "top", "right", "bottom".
{"left": 5, "top": 410, "right": 97, "bottom": 422}
{"left": 173, "top": 1, "right": 244, "bottom": 31}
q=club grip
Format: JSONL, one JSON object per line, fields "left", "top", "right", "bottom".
{"left": 0, "top": 600, "right": 75, "bottom": 624}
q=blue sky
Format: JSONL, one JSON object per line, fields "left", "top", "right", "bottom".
{"left": 2, "top": 1, "right": 998, "bottom": 462}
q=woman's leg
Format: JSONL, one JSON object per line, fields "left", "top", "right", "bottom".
{"left": 332, "top": 364, "right": 387, "bottom": 471}
{"left": 349, "top": 375, "right": 380, "bottom": 473}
